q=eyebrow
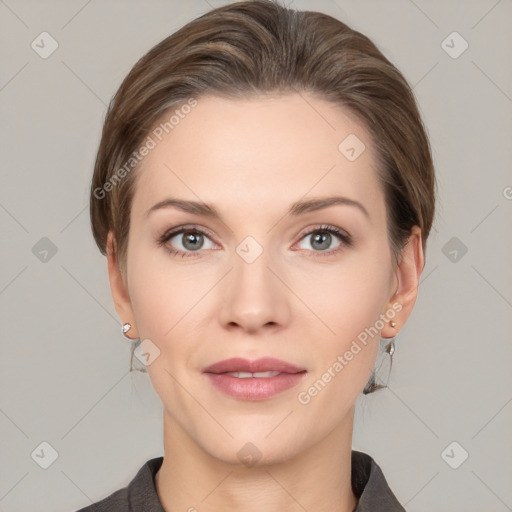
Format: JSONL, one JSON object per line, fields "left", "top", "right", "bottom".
{"left": 146, "top": 195, "right": 370, "bottom": 220}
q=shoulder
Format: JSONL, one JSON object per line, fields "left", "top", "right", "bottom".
{"left": 73, "top": 456, "right": 164, "bottom": 512}
{"left": 75, "top": 486, "right": 129, "bottom": 512}
{"left": 351, "top": 450, "right": 406, "bottom": 512}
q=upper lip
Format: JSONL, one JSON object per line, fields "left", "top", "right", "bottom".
{"left": 202, "top": 357, "right": 306, "bottom": 374}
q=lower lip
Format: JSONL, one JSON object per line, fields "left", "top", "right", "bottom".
{"left": 204, "top": 372, "right": 307, "bottom": 400}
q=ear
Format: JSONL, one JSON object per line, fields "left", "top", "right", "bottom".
{"left": 106, "top": 231, "right": 139, "bottom": 339}
{"left": 380, "top": 225, "right": 424, "bottom": 339}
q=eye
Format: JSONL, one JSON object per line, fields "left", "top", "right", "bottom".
{"left": 295, "top": 225, "right": 352, "bottom": 255}
{"left": 157, "top": 225, "right": 217, "bottom": 258}
{"left": 157, "top": 223, "right": 353, "bottom": 259}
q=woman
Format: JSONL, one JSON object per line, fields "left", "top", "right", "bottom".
{"left": 80, "top": 0, "right": 436, "bottom": 510}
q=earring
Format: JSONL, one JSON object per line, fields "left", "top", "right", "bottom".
{"left": 122, "top": 323, "right": 137, "bottom": 341}
{"left": 386, "top": 320, "right": 397, "bottom": 355}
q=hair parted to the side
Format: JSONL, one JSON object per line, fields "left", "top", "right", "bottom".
{"left": 89, "top": 0, "right": 436, "bottom": 394}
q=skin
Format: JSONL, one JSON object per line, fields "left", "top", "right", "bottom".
{"left": 106, "top": 93, "right": 424, "bottom": 512}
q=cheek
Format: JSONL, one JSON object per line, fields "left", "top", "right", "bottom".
{"left": 297, "top": 249, "right": 391, "bottom": 337}
{"left": 125, "top": 243, "right": 215, "bottom": 387}
{"left": 296, "top": 253, "right": 392, "bottom": 394}
{"left": 125, "top": 249, "right": 207, "bottom": 416}
{"left": 126, "top": 237, "right": 206, "bottom": 340}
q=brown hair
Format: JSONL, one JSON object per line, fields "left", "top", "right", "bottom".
{"left": 89, "top": 0, "right": 436, "bottom": 393}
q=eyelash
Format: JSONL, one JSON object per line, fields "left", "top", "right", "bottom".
{"left": 157, "top": 224, "right": 353, "bottom": 259}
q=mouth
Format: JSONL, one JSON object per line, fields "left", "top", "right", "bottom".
{"left": 221, "top": 371, "right": 282, "bottom": 378}
{"left": 202, "top": 357, "right": 307, "bottom": 401}
{"left": 202, "top": 357, "right": 306, "bottom": 374}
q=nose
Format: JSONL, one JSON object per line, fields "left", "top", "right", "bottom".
{"left": 218, "top": 247, "right": 290, "bottom": 335}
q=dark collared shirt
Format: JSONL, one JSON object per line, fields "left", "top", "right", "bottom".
{"left": 75, "top": 450, "right": 405, "bottom": 511}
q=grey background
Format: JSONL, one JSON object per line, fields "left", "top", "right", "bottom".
{"left": 1, "top": 0, "right": 511, "bottom": 511}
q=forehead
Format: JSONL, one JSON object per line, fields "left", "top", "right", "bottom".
{"left": 131, "top": 93, "right": 384, "bottom": 219}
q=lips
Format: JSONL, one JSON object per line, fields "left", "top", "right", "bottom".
{"left": 202, "top": 357, "right": 307, "bottom": 400}
{"left": 202, "top": 357, "right": 306, "bottom": 375}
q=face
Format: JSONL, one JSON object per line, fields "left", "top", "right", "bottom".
{"left": 111, "top": 93, "right": 413, "bottom": 465}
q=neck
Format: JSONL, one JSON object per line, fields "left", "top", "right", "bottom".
{"left": 155, "top": 408, "right": 358, "bottom": 512}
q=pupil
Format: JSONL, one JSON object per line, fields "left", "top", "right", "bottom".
{"left": 184, "top": 232, "right": 203, "bottom": 250}
{"left": 313, "top": 231, "right": 330, "bottom": 250}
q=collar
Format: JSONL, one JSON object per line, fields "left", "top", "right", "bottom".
{"left": 351, "top": 450, "right": 406, "bottom": 511}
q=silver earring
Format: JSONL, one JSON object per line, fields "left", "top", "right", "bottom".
{"left": 122, "top": 323, "right": 136, "bottom": 340}
{"left": 385, "top": 320, "right": 397, "bottom": 355}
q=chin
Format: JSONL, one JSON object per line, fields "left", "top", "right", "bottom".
{"left": 194, "top": 422, "right": 311, "bottom": 468}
